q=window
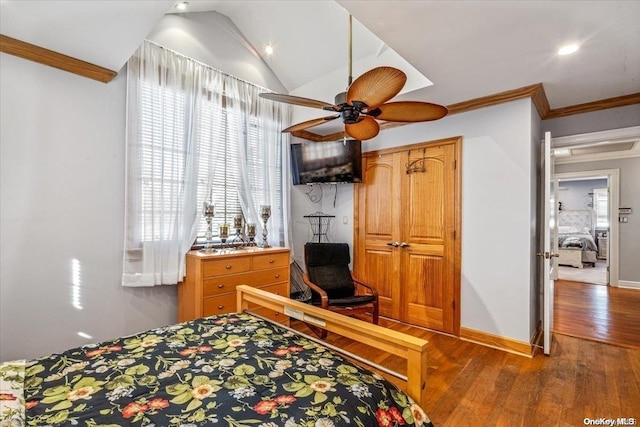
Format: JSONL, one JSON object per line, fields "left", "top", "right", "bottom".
{"left": 593, "top": 188, "right": 608, "bottom": 228}
{"left": 138, "top": 80, "right": 282, "bottom": 244}
{"left": 123, "top": 41, "right": 290, "bottom": 286}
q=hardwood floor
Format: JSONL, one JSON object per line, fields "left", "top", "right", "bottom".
{"left": 291, "top": 317, "right": 640, "bottom": 427}
{"left": 554, "top": 279, "right": 640, "bottom": 348}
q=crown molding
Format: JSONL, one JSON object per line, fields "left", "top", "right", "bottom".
{"left": 0, "top": 34, "right": 117, "bottom": 83}
{"left": 544, "top": 93, "right": 640, "bottom": 119}
{"left": 2, "top": 33, "right": 637, "bottom": 130}
{"left": 292, "top": 84, "right": 639, "bottom": 142}
{"left": 446, "top": 83, "right": 551, "bottom": 117}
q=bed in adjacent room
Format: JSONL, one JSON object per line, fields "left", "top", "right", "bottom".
{"left": 557, "top": 210, "right": 598, "bottom": 269}
{"left": 0, "top": 286, "right": 431, "bottom": 427}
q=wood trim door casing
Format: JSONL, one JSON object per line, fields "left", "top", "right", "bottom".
{"left": 0, "top": 34, "right": 117, "bottom": 83}
{"left": 354, "top": 136, "right": 462, "bottom": 336}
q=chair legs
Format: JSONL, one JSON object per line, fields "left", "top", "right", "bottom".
{"left": 306, "top": 323, "right": 328, "bottom": 339}
{"left": 371, "top": 300, "right": 379, "bottom": 325}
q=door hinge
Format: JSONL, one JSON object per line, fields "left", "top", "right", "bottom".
{"left": 453, "top": 230, "right": 456, "bottom": 240}
{"left": 453, "top": 160, "right": 457, "bottom": 169}
{"left": 452, "top": 300, "right": 456, "bottom": 311}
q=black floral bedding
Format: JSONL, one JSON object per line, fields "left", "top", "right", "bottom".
{"left": 0, "top": 313, "right": 433, "bottom": 427}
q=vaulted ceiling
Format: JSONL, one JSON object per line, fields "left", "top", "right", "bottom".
{"left": 1, "top": 0, "right": 639, "bottom": 111}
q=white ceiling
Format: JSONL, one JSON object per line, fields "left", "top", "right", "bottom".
{"left": 1, "top": 0, "right": 639, "bottom": 110}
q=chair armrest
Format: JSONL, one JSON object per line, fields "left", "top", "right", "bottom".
{"left": 302, "top": 273, "right": 329, "bottom": 308}
{"left": 352, "top": 277, "right": 378, "bottom": 298}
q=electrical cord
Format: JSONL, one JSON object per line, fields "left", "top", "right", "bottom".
{"left": 305, "top": 185, "right": 323, "bottom": 204}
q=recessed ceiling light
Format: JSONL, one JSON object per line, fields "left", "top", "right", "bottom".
{"left": 558, "top": 44, "right": 579, "bottom": 56}
{"left": 264, "top": 45, "right": 274, "bottom": 55}
{"left": 175, "top": 2, "right": 188, "bottom": 11}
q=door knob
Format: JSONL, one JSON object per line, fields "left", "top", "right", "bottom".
{"left": 536, "top": 252, "right": 559, "bottom": 259}
{"left": 400, "top": 242, "right": 410, "bottom": 248}
{"left": 387, "top": 242, "right": 400, "bottom": 247}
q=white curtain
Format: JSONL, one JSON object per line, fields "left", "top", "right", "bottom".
{"left": 225, "top": 79, "right": 292, "bottom": 248}
{"left": 123, "top": 41, "right": 290, "bottom": 287}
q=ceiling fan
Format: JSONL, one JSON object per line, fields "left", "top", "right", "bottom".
{"left": 259, "top": 15, "right": 448, "bottom": 141}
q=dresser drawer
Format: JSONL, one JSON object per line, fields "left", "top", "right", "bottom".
{"left": 202, "top": 293, "right": 237, "bottom": 317}
{"left": 252, "top": 252, "right": 289, "bottom": 270}
{"left": 203, "top": 267, "right": 289, "bottom": 297}
{"left": 203, "top": 257, "right": 251, "bottom": 277}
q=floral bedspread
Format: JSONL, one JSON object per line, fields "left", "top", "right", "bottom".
{"left": 0, "top": 359, "right": 25, "bottom": 426}
{"left": 14, "top": 313, "right": 433, "bottom": 426}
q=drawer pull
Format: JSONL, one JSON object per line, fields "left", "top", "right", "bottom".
{"left": 217, "top": 305, "right": 224, "bottom": 310}
{"left": 274, "top": 312, "right": 280, "bottom": 316}
{"left": 269, "top": 259, "right": 275, "bottom": 264}
{"left": 225, "top": 265, "right": 232, "bottom": 270}
{"left": 217, "top": 284, "right": 225, "bottom": 288}
{"left": 274, "top": 274, "right": 280, "bottom": 279}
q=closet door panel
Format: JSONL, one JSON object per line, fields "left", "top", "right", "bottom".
{"left": 403, "top": 146, "right": 446, "bottom": 242}
{"left": 355, "top": 153, "right": 402, "bottom": 319}
{"left": 400, "top": 143, "right": 457, "bottom": 333}
{"left": 405, "top": 252, "right": 445, "bottom": 330}
{"left": 361, "top": 248, "right": 396, "bottom": 317}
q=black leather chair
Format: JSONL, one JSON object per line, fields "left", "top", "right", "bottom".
{"left": 302, "top": 243, "right": 378, "bottom": 337}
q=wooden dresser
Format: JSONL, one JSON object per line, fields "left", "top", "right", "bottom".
{"left": 178, "top": 247, "right": 290, "bottom": 325}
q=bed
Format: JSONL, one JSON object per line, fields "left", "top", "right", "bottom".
{"left": 557, "top": 230, "right": 598, "bottom": 268}
{"left": 557, "top": 210, "right": 598, "bottom": 269}
{"left": 0, "top": 286, "right": 432, "bottom": 427}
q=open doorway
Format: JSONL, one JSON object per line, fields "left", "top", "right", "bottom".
{"left": 548, "top": 127, "right": 637, "bottom": 349}
{"left": 555, "top": 176, "right": 608, "bottom": 285}
{"left": 554, "top": 168, "right": 620, "bottom": 287}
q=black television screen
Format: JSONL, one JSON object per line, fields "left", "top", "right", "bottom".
{"left": 290, "top": 140, "right": 362, "bottom": 185}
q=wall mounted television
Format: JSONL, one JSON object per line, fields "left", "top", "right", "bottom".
{"left": 290, "top": 139, "right": 362, "bottom": 185}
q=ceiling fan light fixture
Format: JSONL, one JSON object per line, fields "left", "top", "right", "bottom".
{"left": 558, "top": 43, "right": 579, "bottom": 56}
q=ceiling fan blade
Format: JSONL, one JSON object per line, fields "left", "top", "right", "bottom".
{"left": 369, "top": 101, "right": 448, "bottom": 122}
{"left": 282, "top": 115, "right": 340, "bottom": 133}
{"left": 347, "top": 67, "right": 407, "bottom": 108}
{"left": 345, "top": 116, "right": 380, "bottom": 140}
{"left": 259, "top": 93, "right": 336, "bottom": 110}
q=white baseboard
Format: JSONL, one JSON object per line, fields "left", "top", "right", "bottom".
{"left": 618, "top": 280, "right": 640, "bottom": 289}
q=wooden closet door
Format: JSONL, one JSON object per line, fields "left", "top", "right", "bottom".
{"left": 355, "top": 137, "right": 460, "bottom": 336}
{"left": 400, "top": 144, "right": 457, "bottom": 333}
{"left": 355, "top": 152, "right": 402, "bottom": 319}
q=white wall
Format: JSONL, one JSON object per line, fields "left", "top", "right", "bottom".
{"left": 0, "top": 12, "right": 286, "bottom": 361}
{"left": 544, "top": 104, "right": 640, "bottom": 138}
{"left": 290, "top": 98, "right": 538, "bottom": 343}
{"left": 558, "top": 179, "right": 608, "bottom": 211}
{"left": 147, "top": 12, "right": 287, "bottom": 94}
{"left": 290, "top": 183, "right": 355, "bottom": 267}
{"left": 0, "top": 55, "right": 178, "bottom": 361}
